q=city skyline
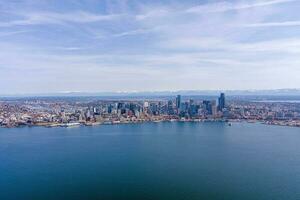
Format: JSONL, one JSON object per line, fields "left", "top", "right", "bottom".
{"left": 1, "top": 92, "right": 300, "bottom": 128}
{"left": 1, "top": 0, "right": 300, "bottom": 94}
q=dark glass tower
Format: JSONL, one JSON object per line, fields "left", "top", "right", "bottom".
{"left": 176, "top": 95, "right": 181, "bottom": 109}
{"left": 218, "top": 93, "right": 225, "bottom": 111}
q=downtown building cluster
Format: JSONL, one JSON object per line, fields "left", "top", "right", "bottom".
{"left": 0, "top": 93, "right": 300, "bottom": 128}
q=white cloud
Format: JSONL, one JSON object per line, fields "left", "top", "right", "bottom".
{"left": 55, "top": 47, "right": 84, "bottom": 51}
{"left": 136, "top": 9, "right": 170, "bottom": 20}
{"left": 186, "top": 0, "right": 296, "bottom": 13}
{"left": 113, "top": 28, "right": 154, "bottom": 37}
{"left": 0, "top": 11, "right": 121, "bottom": 27}
{"left": 1, "top": 0, "right": 300, "bottom": 92}
{"left": 160, "top": 36, "right": 300, "bottom": 54}
{"left": 0, "top": 30, "right": 32, "bottom": 37}
{"left": 242, "top": 20, "right": 300, "bottom": 27}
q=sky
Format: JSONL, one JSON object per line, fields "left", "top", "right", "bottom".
{"left": 0, "top": 0, "right": 300, "bottom": 94}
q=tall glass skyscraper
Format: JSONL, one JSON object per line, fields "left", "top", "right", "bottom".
{"left": 218, "top": 93, "right": 225, "bottom": 111}
{"left": 176, "top": 95, "right": 181, "bottom": 109}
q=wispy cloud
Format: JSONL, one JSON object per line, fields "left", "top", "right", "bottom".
{"left": 186, "top": 0, "right": 296, "bottom": 13}
{"left": 55, "top": 47, "right": 85, "bottom": 51}
{"left": 136, "top": 9, "right": 170, "bottom": 20}
{"left": 113, "top": 26, "right": 163, "bottom": 37}
{"left": 1, "top": 0, "right": 300, "bottom": 93}
{"left": 242, "top": 20, "right": 300, "bottom": 27}
{"left": 0, "top": 30, "right": 32, "bottom": 37}
{"left": 0, "top": 11, "right": 121, "bottom": 27}
{"left": 160, "top": 36, "right": 300, "bottom": 54}
{"left": 113, "top": 29, "right": 151, "bottom": 37}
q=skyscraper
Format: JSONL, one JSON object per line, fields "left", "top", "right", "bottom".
{"left": 218, "top": 93, "right": 226, "bottom": 111}
{"left": 203, "top": 100, "right": 213, "bottom": 115}
{"left": 168, "top": 100, "right": 174, "bottom": 115}
{"left": 176, "top": 95, "right": 181, "bottom": 109}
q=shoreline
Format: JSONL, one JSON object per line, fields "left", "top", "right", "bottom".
{"left": 1, "top": 119, "right": 300, "bottom": 129}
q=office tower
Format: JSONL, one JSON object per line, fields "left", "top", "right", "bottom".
{"left": 218, "top": 93, "right": 225, "bottom": 111}
{"left": 144, "top": 102, "right": 149, "bottom": 108}
{"left": 203, "top": 100, "right": 212, "bottom": 115}
{"left": 117, "top": 103, "right": 124, "bottom": 110}
{"left": 212, "top": 104, "right": 217, "bottom": 116}
{"left": 176, "top": 95, "right": 181, "bottom": 109}
{"left": 108, "top": 104, "right": 113, "bottom": 114}
{"left": 168, "top": 100, "right": 174, "bottom": 115}
{"left": 203, "top": 100, "right": 210, "bottom": 113}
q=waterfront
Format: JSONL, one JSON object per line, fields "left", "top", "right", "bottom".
{"left": 1, "top": 122, "right": 300, "bottom": 200}
{"left": 1, "top": 94, "right": 300, "bottom": 128}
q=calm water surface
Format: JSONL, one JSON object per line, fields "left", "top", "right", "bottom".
{"left": 0, "top": 122, "right": 300, "bottom": 200}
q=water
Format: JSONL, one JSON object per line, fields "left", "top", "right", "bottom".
{"left": 0, "top": 122, "right": 300, "bottom": 200}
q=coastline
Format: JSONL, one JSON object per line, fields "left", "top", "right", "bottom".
{"left": 1, "top": 118, "right": 300, "bottom": 129}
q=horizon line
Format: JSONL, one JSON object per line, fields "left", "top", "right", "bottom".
{"left": 1, "top": 88, "right": 300, "bottom": 97}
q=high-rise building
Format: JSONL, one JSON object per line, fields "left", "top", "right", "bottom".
{"left": 168, "top": 100, "right": 174, "bottom": 115}
{"left": 218, "top": 93, "right": 226, "bottom": 111}
{"left": 203, "top": 100, "right": 212, "bottom": 115}
{"left": 176, "top": 95, "right": 181, "bottom": 109}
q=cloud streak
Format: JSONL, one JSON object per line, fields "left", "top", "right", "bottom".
{"left": 186, "top": 0, "right": 297, "bottom": 13}
{"left": 0, "top": 11, "right": 121, "bottom": 27}
{"left": 0, "top": 0, "right": 300, "bottom": 93}
{"left": 242, "top": 21, "right": 300, "bottom": 27}
{"left": 0, "top": 30, "right": 32, "bottom": 37}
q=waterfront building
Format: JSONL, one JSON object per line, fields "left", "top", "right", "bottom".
{"left": 1, "top": 93, "right": 300, "bottom": 128}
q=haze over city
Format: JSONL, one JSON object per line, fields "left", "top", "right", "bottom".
{"left": 1, "top": 0, "right": 300, "bottom": 94}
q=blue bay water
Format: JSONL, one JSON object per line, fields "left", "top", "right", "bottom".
{"left": 0, "top": 122, "right": 300, "bottom": 200}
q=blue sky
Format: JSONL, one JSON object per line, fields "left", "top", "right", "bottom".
{"left": 0, "top": 0, "right": 300, "bottom": 94}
